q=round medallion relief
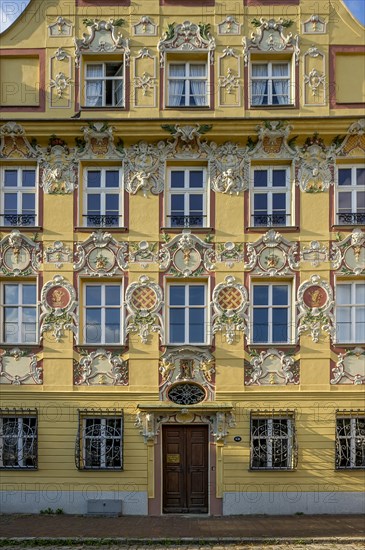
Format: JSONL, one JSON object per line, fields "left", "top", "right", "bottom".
{"left": 3, "top": 246, "right": 31, "bottom": 272}
{"left": 303, "top": 285, "right": 327, "bottom": 308}
{"left": 88, "top": 248, "right": 115, "bottom": 272}
{"left": 173, "top": 248, "right": 201, "bottom": 274}
{"left": 344, "top": 247, "right": 365, "bottom": 272}
{"left": 130, "top": 286, "right": 157, "bottom": 311}
{"left": 258, "top": 247, "right": 286, "bottom": 272}
{"left": 46, "top": 286, "right": 71, "bottom": 309}
{"left": 217, "top": 286, "right": 243, "bottom": 311}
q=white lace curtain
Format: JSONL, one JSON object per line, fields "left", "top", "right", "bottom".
{"left": 168, "top": 65, "right": 185, "bottom": 106}
{"left": 86, "top": 65, "right": 103, "bottom": 107}
{"left": 189, "top": 64, "right": 206, "bottom": 106}
{"left": 272, "top": 64, "right": 289, "bottom": 105}
{"left": 168, "top": 64, "right": 207, "bottom": 106}
{"left": 251, "top": 65, "right": 267, "bottom": 105}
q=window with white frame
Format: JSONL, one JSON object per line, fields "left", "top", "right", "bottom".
{"left": 168, "top": 283, "right": 207, "bottom": 344}
{"left": 76, "top": 411, "right": 123, "bottom": 470}
{"left": 0, "top": 167, "right": 37, "bottom": 227}
{"left": 84, "top": 284, "right": 123, "bottom": 344}
{"left": 336, "top": 166, "right": 365, "bottom": 225}
{"left": 250, "top": 412, "right": 297, "bottom": 470}
{"left": 167, "top": 167, "right": 207, "bottom": 228}
{"left": 0, "top": 411, "right": 38, "bottom": 469}
{"left": 336, "top": 282, "right": 365, "bottom": 344}
{"left": 336, "top": 414, "right": 365, "bottom": 470}
{"left": 250, "top": 61, "right": 291, "bottom": 106}
{"left": 251, "top": 283, "right": 292, "bottom": 344}
{"left": 1, "top": 283, "right": 37, "bottom": 344}
{"left": 167, "top": 61, "right": 208, "bottom": 107}
{"left": 83, "top": 168, "right": 123, "bottom": 227}
{"left": 84, "top": 61, "right": 124, "bottom": 107}
{"left": 251, "top": 167, "right": 291, "bottom": 227}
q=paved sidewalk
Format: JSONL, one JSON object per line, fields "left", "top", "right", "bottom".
{"left": 0, "top": 514, "right": 364, "bottom": 541}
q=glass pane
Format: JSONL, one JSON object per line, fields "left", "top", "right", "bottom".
{"left": 338, "top": 169, "right": 352, "bottom": 186}
{"left": 273, "top": 285, "right": 288, "bottom": 305}
{"left": 86, "top": 64, "right": 103, "bottom": 77}
{"left": 87, "top": 194, "right": 101, "bottom": 211}
{"left": 356, "top": 284, "right": 365, "bottom": 303}
{"left": 337, "top": 285, "right": 351, "bottom": 305}
{"left": 337, "top": 307, "right": 351, "bottom": 342}
{"left": 87, "top": 171, "right": 101, "bottom": 188}
{"left": 254, "top": 194, "right": 267, "bottom": 210}
{"left": 253, "top": 308, "right": 268, "bottom": 342}
{"left": 22, "top": 194, "right": 35, "bottom": 212}
{"left": 22, "top": 170, "right": 36, "bottom": 187}
{"left": 22, "top": 285, "right": 36, "bottom": 305}
{"left": 105, "top": 194, "right": 119, "bottom": 211}
{"left": 338, "top": 192, "right": 352, "bottom": 210}
{"left": 23, "top": 307, "right": 36, "bottom": 322}
{"left": 170, "top": 286, "right": 185, "bottom": 306}
{"left": 272, "top": 63, "right": 289, "bottom": 76}
{"left": 189, "top": 194, "right": 203, "bottom": 211}
{"left": 272, "top": 170, "right": 287, "bottom": 187}
{"left": 4, "top": 194, "right": 17, "bottom": 211}
{"left": 272, "top": 308, "right": 288, "bottom": 342}
{"left": 358, "top": 191, "right": 365, "bottom": 209}
{"left": 171, "top": 195, "right": 184, "bottom": 210}
{"left": 4, "top": 307, "right": 18, "bottom": 321}
{"left": 170, "top": 171, "right": 185, "bottom": 188}
{"left": 355, "top": 309, "right": 365, "bottom": 342}
{"left": 189, "top": 170, "right": 204, "bottom": 188}
{"left": 105, "top": 286, "right": 120, "bottom": 306}
{"left": 105, "top": 309, "right": 120, "bottom": 343}
{"left": 356, "top": 168, "right": 365, "bottom": 186}
{"left": 169, "top": 309, "right": 185, "bottom": 343}
{"left": 252, "top": 64, "right": 268, "bottom": 77}
{"left": 254, "top": 171, "right": 268, "bottom": 187}
{"left": 4, "top": 285, "right": 18, "bottom": 304}
{"left": 189, "top": 285, "right": 205, "bottom": 305}
{"left": 253, "top": 285, "right": 268, "bottom": 305}
{"left": 189, "top": 309, "right": 205, "bottom": 343}
{"left": 105, "top": 171, "right": 120, "bottom": 188}
{"left": 272, "top": 193, "right": 286, "bottom": 209}
{"left": 86, "top": 286, "right": 101, "bottom": 306}
{"left": 85, "top": 309, "right": 101, "bottom": 343}
{"left": 106, "top": 62, "right": 123, "bottom": 77}
{"left": 4, "top": 170, "right": 17, "bottom": 187}
{"left": 189, "top": 64, "right": 206, "bottom": 77}
{"left": 169, "top": 64, "right": 185, "bottom": 77}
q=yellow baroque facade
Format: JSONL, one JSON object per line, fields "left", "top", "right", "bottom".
{"left": 0, "top": 0, "right": 364, "bottom": 515}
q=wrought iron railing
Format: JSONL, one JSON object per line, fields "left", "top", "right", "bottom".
{"left": 252, "top": 213, "right": 289, "bottom": 227}
{"left": 83, "top": 214, "right": 122, "bottom": 227}
{"left": 337, "top": 212, "right": 365, "bottom": 225}
{"left": 1, "top": 214, "right": 36, "bottom": 226}
{"left": 167, "top": 215, "right": 206, "bottom": 228}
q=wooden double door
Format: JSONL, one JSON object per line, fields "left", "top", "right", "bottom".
{"left": 163, "top": 425, "right": 209, "bottom": 514}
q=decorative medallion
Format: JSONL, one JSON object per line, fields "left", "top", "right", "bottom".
{"left": 159, "top": 347, "right": 215, "bottom": 401}
{"left": 212, "top": 276, "right": 248, "bottom": 344}
{"left": 159, "top": 231, "right": 213, "bottom": 277}
{"left": 128, "top": 241, "right": 158, "bottom": 267}
{"left": 295, "top": 134, "right": 334, "bottom": 193}
{"left": 204, "top": 241, "right": 244, "bottom": 269}
{"left": 133, "top": 16, "right": 157, "bottom": 36}
{"left": 245, "top": 230, "right": 299, "bottom": 276}
{"left": 0, "top": 231, "right": 41, "bottom": 277}
{"left": 336, "top": 119, "right": 365, "bottom": 158}
{"left": 74, "top": 231, "right": 128, "bottom": 276}
{"left": 331, "top": 229, "right": 365, "bottom": 276}
{"left": 243, "top": 18, "right": 300, "bottom": 65}
{"left": 157, "top": 21, "right": 216, "bottom": 67}
{"left": 218, "top": 16, "right": 241, "bottom": 35}
{"left": 39, "top": 136, "right": 77, "bottom": 194}
{"left": 331, "top": 348, "right": 365, "bottom": 385}
{"left": 210, "top": 142, "right": 249, "bottom": 195}
{"left": 125, "top": 141, "right": 165, "bottom": 195}
{"left": 302, "top": 15, "right": 327, "bottom": 34}
{"left": 0, "top": 122, "right": 37, "bottom": 159}
{"left": 48, "top": 16, "right": 73, "bottom": 36}
{"left": 44, "top": 241, "right": 73, "bottom": 268}
{"left": 74, "top": 19, "right": 130, "bottom": 67}
{"left": 300, "top": 241, "right": 329, "bottom": 267}
{"left": 0, "top": 349, "right": 42, "bottom": 385}
{"left": 74, "top": 349, "right": 128, "bottom": 386}
{"left": 161, "top": 123, "right": 212, "bottom": 160}
{"left": 40, "top": 275, "right": 77, "bottom": 342}
{"left": 125, "top": 276, "right": 164, "bottom": 344}
{"left": 245, "top": 349, "right": 299, "bottom": 386}
{"left": 247, "top": 121, "right": 296, "bottom": 160}
{"left": 75, "top": 122, "right": 124, "bottom": 160}
{"left": 297, "top": 275, "right": 335, "bottom": 343}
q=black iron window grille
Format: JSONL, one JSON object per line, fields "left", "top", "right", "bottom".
{"left": 336, "top": 213, "right": 365, "bottom": 225}
{"left": 167, "top": 214, "right": 206, "bottom": 228}
{"left": 250, "top": 410, "right": 297, "bottom": 470}
{"left": 75, "top": 409, "right": 123, "bottom": 470}
{"left": 336, "top": 411, "right": 365, "bottom": 470}
{"left": 0, "top": 409, "right": 38, "bottom": 469}
{"left": 167, "top": 382, "right": 206, "bottom": 405}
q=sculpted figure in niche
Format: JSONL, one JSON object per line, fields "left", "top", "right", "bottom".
{"left": 129, "top": 170, "right": 153, "bottom": 196}
{"left": 221, "top": 168, "right": 240, "bottom": 195}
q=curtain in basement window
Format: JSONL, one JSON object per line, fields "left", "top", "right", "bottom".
{"left": 168, "top": 65, "right": 185, "bottom": 106}
{"left": 272, "top": 64, "right": 289, "bottom": 104}
{"left": 86, "top": 65, "right": 103, "bottom": 107}
{"left": 251, "top": 65, "right": 267, "bottom": 105}
{"left": 190, "top": 64, "right": 206, "bottom": 106}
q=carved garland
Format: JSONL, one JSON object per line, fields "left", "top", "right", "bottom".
{"left": 296, "top": 275, "right": 335, "bottom": 343}
{"left": 39, "top": 275, "right": 78, "bottom": 342}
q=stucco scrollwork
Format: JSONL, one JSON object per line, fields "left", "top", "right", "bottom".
{"left": 50, "top": 72, "right": 72, "bottom": 99}
{"left": 128, "top": 241, "right": 158, "bottom": 267}
{"left": 125, "top": 141, "right": 164, "bottom": 195}
{"left": 158, "top": 21, "right": 216, "bottom": 67}
{"left": 245, "top": 348, "right": 299, "bottom": 386}
{"left": 74, "top": 231, "right": 128, "bottom": 276}
{"left": 44, "top": 241, "right": 73, "bottom": 268}
{"left": 247, "top": 120, "right": 297, "bottom": 160}
{"left": 125, "top": 275, "right": 164, "bottom": 344}
{"left": 218, "top": 15, "right": 241, "bottom": 35}
{"left": 204, "top": 242, "right": 244, "bottom": 269}
{"left": 75, "top": 122, "right": 124, "bottom": 160}
{"left": 0, "top": 231, "right": 41, "bottom": 276}
{"left": 331, "top": 348, "right": 365, "bottom": 385}
{"left": 245, "top": 229, "right": 299, "bottom": 276}
{"left": 0, "top": 122, "right": 38, "bottom": 159}
{"left": 40, "top": 275, "right": 78, "bottom": 342}
{"left": 330, "top": 229, "right": 365, "bottom": 276}
{"left": 300, "top": 240, "right": 329, "bottom": 267}
{"left": 243, "top": 18, "right": 300, "bottom": 65}
{"left": 133, "top": 16, "right": 157, "bottom": 36}
{"left": 74, "top": 349, "right": 128, "bottom": 386}
{"left": 0, "top": 349, "right": 42, "bottom": 385}
{"left": 48, "top": 16, "right": 73, "bottom": 36}
{"left": 209, "top": 141, "right": 249, "bottom": 195}
{"left": 39, "top": 136, "right": 77, "bottom": 194}
{"left": 335, "top": 119, "right": 365, "bottom": 158}
{"left": 296, "top": 275, "right": 335, "bottom": 343}
{"left": 159, "top": 231, "right": 213, "bottom": 277}
{"left": 212, "top": 276, "right": 248, "bottom": 344}
{"left": 74, "top": 19, "right": 130, "bottom": 67}
{"left": 295, "top": 134, "right": 335, "bottom": 193}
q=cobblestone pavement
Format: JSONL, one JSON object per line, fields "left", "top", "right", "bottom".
{"left": 1, "top": 545, "right": 365, "bottom": 550}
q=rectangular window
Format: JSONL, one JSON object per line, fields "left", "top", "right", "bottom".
{"left": 336, "top": 414, "right": 365, "bottom": 469}
{"left": 0, "top": 167, "right": 37, "bottom": 227}
{"left": 83, "top": 168, "right": 123, "bottom": 227}
{"left": 251, "top": 61, "right": 291, "bottom": 106}
{"left": 167, "top": 61, "right": 208, "bottom": 107}
{"left": 250, "top": 412, "right": 297, "bottom": 470}
{"left": 84, "top": 284, "right": 123, "bottom": 344}
{"left": 84, "top": 61, "right": 124, "bottom": 107}
{"left": 336, "top": 166, "right": 365, "bottom": 225}
{"left": 167, "top": 167, "right": 207, "bottom": 228}
{"left": 0, "top": 411, "right": 38, "bottom": 469}
{"left": 168, "top": 283, "right": 207, "bottom": 344}
{"left": 251, "top": 167, "right": 291, "bottom": 227}
{"left": 76, "top": 410, "right": 123, "bottom": 470}
{"left": 1, "top": 283, "right": 37, "bottom": 344}
{"left": 336, "top": 282, "right": 365, "bottom": 343}
{"left": 251, "top": 283, "right": 291, "bottom": 344}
